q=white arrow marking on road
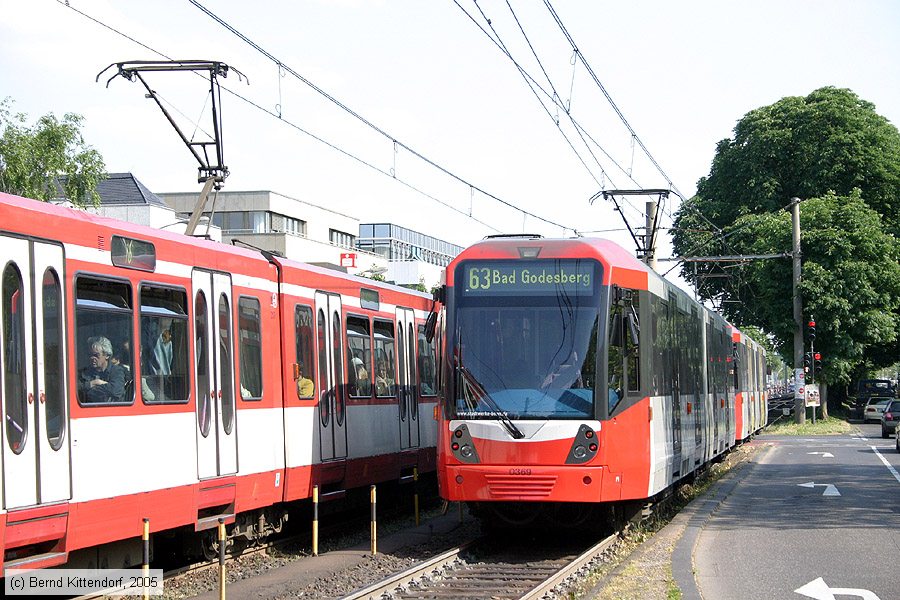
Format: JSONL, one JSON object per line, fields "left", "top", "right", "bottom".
{"left": 795, "top": 576, "right": 880, "bottom": 599}
{"left": 807, "top": 452, "right": 834, "bottom": 458}
{"left": 798, "top": 482, "right": 841, "bottom": 496}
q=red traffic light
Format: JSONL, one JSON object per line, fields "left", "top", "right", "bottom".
{"left": 808, "top": 320, "right": 816, "bottom": 327}
{"left": 814, "top": 352, "right": 821, "bottom": 360}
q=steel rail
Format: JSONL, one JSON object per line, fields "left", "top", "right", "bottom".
{"left": 519, "top": 531, "right": 618, "bottom": 600}
{"left": 342, "top": 541, "right": 477, "bottom": 600}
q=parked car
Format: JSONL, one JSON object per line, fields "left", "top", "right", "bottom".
{"left": 864, "top": 397, "right": 892, "bottom": 424}
{"left": 881, "top": 399, "right": 900, "bottom": 438}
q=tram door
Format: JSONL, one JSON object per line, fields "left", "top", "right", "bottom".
{"left": 1, "top": 238, "right": 71, "bottom": 509}
{"left": 396, "top": 308, "right": 419, "bottom": 450}
{"left": 315, "top": 292, "right": 347, "bottom": 461}
{"left": 193, "top": 270, "right": 238, "bottom": 479}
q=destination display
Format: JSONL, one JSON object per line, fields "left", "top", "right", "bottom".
{"left": 460, "top": 259, "right": 598, "bottom": 296}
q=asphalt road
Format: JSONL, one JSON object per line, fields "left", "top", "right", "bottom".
{"left": 693, "top": 422, "right": 900, "bottom": 600}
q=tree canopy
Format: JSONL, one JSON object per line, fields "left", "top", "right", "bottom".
{"left": 0, "top": 98, "right": 106, "bottom": 208}
{"left": 673, "top": 87, "right": 900, "bottom": 385}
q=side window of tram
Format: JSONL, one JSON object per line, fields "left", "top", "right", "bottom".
{"left": 317, "top": 309, "right": 328, "bottom": 397}
{"left": 75, "top": 277, "right": 134, "bottom": 405}
{"left": 373, "top": 320, "right": 396, "bottom": 398}
{"left": 195, "top": 291, "right": 212, "bottom": 437}
{"left": 3, "top": 264, "right": 27, "bottom": 452}
{"left": 607, "top": 303, "right": 624, "bottom": 414}
{"left": 42, "top": 268, "right": 65, "bottom": 449}
{"left": 625, "top": 293, "right": 641, "bottom": 393}
{"left": 140, "top": 285, "right": 189, "bottom": 404}
{"left": 294, "top": 305, "right": 315, "bottom": 399}
{"left": 237, "top": 296, "right": 263, "bottom": 400}
{"left": 346, "top": 315, "right": 372, "bottom": 397}
{"left": 417, "top": 324, "right": 437, "bottom": 396}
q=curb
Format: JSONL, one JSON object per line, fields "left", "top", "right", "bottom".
{"left": 671, "top": 444, "right": 769, "bottom": 600}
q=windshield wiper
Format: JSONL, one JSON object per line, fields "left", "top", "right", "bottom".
{"left": 458, "top": 364, "right": 525, "bottom": 440}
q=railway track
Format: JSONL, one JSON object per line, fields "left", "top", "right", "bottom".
{"left": 342, "top": 531, "right": 619, "bottom": 600}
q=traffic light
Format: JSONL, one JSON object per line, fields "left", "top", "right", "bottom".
{"left": 804, "top": 352, "right": 812, "bottom": 371}
{"left": 814, "top": 352, "right": 823, "bottom": 374}
{"left": 807, "top": 319, "right": 816, "bottom": 341}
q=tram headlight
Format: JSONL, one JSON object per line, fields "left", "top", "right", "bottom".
{"left": 460, "top": 444, "right": 474, "bottom": 458}
{"left": 573, "top": 445, "right": 587, "bottom": 459}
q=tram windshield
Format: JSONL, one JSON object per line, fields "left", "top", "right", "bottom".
{"left": 451, "top": 259, "right": 603, "bottom": 420}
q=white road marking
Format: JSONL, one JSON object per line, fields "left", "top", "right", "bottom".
{"left": 797, "top": 482, "right": 840, "bottom": 496}
{"left": 807, "top": 452, "right": 834, "bottom": 458}
{"left": 870, "top": 445, "right": 900, "bottom": 484}
{"left": 795, "top": 576, "right": 880, "bottom": 599}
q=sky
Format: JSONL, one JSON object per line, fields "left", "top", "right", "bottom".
{"left": 2, "top": 0, "right": 899, "bottom": 294}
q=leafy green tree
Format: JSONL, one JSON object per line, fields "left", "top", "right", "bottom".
{"left": 673, "top": 88, "right": 900, "bottom": 410}
{"left": 0, "top": 98, "right": 106, "bottom": 208}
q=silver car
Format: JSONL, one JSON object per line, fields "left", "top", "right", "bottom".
{"left": 864, "top": 397, "right": 892, "bottom": 424}
{"left": 880, "top": 399, "right": 900, "bottom": 439}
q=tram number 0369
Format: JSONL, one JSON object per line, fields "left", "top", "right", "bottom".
{"left": 509, "top": 468, "right": 532, "bottom": 476}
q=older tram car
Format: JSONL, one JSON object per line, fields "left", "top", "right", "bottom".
{"left": 0, "top": 191, "right": 438, "bottom": 571}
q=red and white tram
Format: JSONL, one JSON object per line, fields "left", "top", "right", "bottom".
{"left": 0, "top": 191, "right": 438, "bottom": 571}
{"left": 434, "top": 235, "right": 766, "bottom": 527}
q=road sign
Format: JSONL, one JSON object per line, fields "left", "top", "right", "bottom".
{"left": 805, "top": 383, "right": 820, "bottom": 407}
{"left": 340, "top": 252, "right": 357, "bottom": 268}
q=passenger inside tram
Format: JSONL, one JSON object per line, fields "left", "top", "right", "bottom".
{"left": 111, "top": 339, "right": 154, "bottom": 401}
{"left": 375, "top": 359, "right": 394, "bottom": 396}
{"left": 351, "top": 356, "right": 370, "bottom": 396}
{"left": 297, "top": 362, "right": 315, "bottom": 398}
{"left": 78, "top": 335, "right": 127, "bottom": 403}
{"left": 541, "top": 350, "right": 584, "bottom": 389}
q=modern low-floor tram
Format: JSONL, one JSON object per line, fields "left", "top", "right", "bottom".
{"left": 435, "top": 235, "right": 766, "bottom": 527}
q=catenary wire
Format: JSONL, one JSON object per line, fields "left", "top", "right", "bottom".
{"left": 186, "top": 0, "right": 578, "bottom": 234}
{"left": 454, "top": 2, "right": 660, "bottom": 224}
{"left": 51, "top": 0, "right": 590, "bottom": 235}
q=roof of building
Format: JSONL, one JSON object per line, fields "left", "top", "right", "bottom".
{"left": 57, "top": 172, "right": 168, "bottom": 207}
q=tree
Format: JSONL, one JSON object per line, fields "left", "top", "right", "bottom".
{"left": 673, "top": 88, "right": 900, "bottom": 412}
{"left": 0, "top": 97, "right": 106, "bottom": 208}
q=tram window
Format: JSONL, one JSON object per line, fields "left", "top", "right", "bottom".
{"left": 373, "top": 320, "right": 396, "bottom": 398}
{"left": 238, "top": 296, "right": 263, "bottom": 400}
{"left": 75, "top": 277, "right": 133, "bottom": 405}
{"left": 607, "top": 302, "right": 624, "bottom": 414}
{"left": 294, "top": 305, "right": 315, "bottom": 399}
{"left": 417, "top": 324, "right": 437, "bottom": 396}
{"left": 219, "top": 294, "right": 235, "bottom": 434}
{"left": 625, "top": 294, "right": 641, "bottom": 393}
{"left": 3, "top": 263, "right": 27, "bottom": 453}
{"left": 140, "top": 285, "right": 189, "bottom": 404}
{"left": 317, "top": 309, "right": 329, "bottom": 425}
{"left": 398, "top": 325, "right": 407, "bottom": 419}
{"left": 42, "top": 268, "right": 66, "bottom": 449}
{"left": 196, "top": 291, "right": 211, "bottom": 437}
{"left": 407, "top": 322, "right": 417, "bottom": 418}
{"left": 346, "top": 315, "right": 371, "bottom": 398}
{"left": 332, "top": 311, "right": 345, "bottom": 425}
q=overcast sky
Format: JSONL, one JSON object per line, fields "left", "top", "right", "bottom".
{"left": 2, "top": 0, "right": 898, "bottom": 292}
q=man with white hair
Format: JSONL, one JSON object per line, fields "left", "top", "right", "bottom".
{"left": 78, "top": 335, "right": 127, "bottom": 403}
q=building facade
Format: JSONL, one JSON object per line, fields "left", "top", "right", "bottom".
{"left": 84, "top": 175, "right": 461, "bottom": 290}
{"left": 357, "top": 223, "right": 464, "bottom": 290}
